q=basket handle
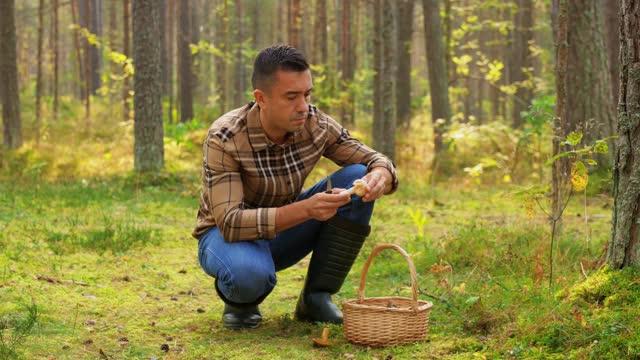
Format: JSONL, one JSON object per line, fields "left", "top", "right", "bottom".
{"left": 357, "top": 244, "right": 420, "bottom": 306}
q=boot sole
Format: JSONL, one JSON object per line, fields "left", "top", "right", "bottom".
{"left": 223, "top": 320, "right": 261, "bottom": 330}
{"left": 295, "top": 311, "right": 343, "bottom": 324}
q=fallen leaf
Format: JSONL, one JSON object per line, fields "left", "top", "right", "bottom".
{"left": 344, "top": 354, "right": 356, "bottom": 359}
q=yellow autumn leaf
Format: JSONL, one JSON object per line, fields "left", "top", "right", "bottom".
{"left": 571, "top": 167, "right": 589, "bottom": 191}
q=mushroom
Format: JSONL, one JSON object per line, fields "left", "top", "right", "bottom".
{"left": 343, "top": 179, "right": 368, "bottom": 197}
{"left": 312, "top": 327, "right": 332, "bottom": 347}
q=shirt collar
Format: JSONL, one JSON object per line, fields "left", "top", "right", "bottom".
{"left": 246, "top": 101, "right": 301, "bottom": 152}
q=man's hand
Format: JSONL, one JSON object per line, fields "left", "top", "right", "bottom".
{"left": 305, "top": 189, "right": 351, "bottom": 221}
{"left": 360, "top": 167, "right": 393, "bottom": 202}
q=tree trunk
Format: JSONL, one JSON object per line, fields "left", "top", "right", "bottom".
{"left": 510, "top": 0, "right": 534, "bottom": 128}
{"left": 81, "top": 0, "right": 102, "bottom": 95}
{"left": 443, "top": 0, "right": 453, "bottom": 80}
{"left": 178, "top": 0, "right": 194, "bottom": 122}
{"left": 566, "top": 0, "right": 616, "bottom": 153}
{"left": 373, "top": 0, "right": 383, "bottom": 153}
{"left": 314, "top": 0, "right": 328, "bottom": 64}
{"left": 215, "top": 0, "right": 228, "bottom": 115}
{"left": 235, "top": 0, "right": 245, "bottom": 105}
{"left": 276, "top": 0, "right": 285, "bottom": 44}
{"left": 167, "top": 0, "right": 175, "bottom": 122}
{"left": 601, "top": 0, "right": 621, "bottom": 105}
{"left": 159, "top": 0, "right": 168, "bottom": 97}
{"left": 489, "top": 4, "right": 505, "bottom": 121}
{"left": 251, "top": 0, "right": 260, "bottom": 49}
{"left": 373, "top": 0, "right": 396, "bottom": 162}
{"left": 396, "top": 0, "right": 414, "bottom": 128}
{"left": 0, "top": 0, "right": 23, "bottom": 149}
{"left": 551, "top": 0, "right": 570, "bottom": 227}
{"left": 52, "top": 0, "right": 60, "bottom": 120}
{"left": 191, "top": 0, "right": 200, "bottom": 103}
{"left": 382, "top": 0, "right": 396, "bottom": 161}
{"left": 607, "top": 0, "right": 640, "bottom": 268}
{"left": 108, "top": 0, "right": 117, "bottom": 46}
{"left": 133, "top": 0, "right": 164, "bottom": 172}
{"left": 123, "top": 0, "right": 131, "bottom": 121}
{"left": 107, "top": 0, "right": 118, "bottom": 80}
{"left": 423, "top": 0, "right": 451, "bottom": 154}
{"left": 36, "top": 0, "right": 45, "bottom": 145}
{"left": 288, "top": 0, "right": 302, "bottom": 49}
{"left": 339, "top": 0, "right": 355, "bottom": 126}
{"left": 83, "top": 0, "right": 92, "bottom": 128}
{"left": 71, "top": 0, "right": 86, "bottom": 101}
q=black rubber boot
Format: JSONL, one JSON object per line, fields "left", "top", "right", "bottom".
{"left": 215, "top": 281, "right": 265, "bottom": 330}
{"left": 295, "top": 216, "right": 370, "bottom": 324}
{"left": 222, "top": 304, "right": 262, "bottom": 330}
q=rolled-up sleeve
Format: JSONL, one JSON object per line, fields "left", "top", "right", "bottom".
{"left": 204, "top": 134, "right": 277, "bottom": 242}
{"left": 322, "top": 115, "right": 399, "bottom": 194}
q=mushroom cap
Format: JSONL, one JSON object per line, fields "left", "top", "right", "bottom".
{"left": 352, "top": 179, "right": 367, "bottom": 196}
{"left": 312, "top": 338, "right": 332, "bottom": 347}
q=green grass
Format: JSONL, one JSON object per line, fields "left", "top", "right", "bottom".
{"left": 0, "top": 170, "right": 627, "bottom": 359}
{"left": 0, "top": 97, "right": 634, "bottom": 359}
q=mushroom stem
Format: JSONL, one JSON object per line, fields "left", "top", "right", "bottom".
{"left": 321, "top": 327, "right": 330, "bottom": 341}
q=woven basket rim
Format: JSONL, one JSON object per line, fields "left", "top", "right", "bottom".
{"left": 343, "top": 296, "right": 433, "bottom": 313}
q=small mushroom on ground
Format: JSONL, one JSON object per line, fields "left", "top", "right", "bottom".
{"left": 343, "top": 179, "right": 368, "bottom": 197}
{"left": 312, "top": 327, "right": 332, "bottom": 347}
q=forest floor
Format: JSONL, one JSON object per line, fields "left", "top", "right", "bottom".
{"left": 1, "top": 103, "right": 639, "bottom": 359}
{"left": 1, "top": 166, "right": 638, "bottom": 359}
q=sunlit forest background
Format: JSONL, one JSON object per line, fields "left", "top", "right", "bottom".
{"left": 1, "top": 0, "right": 639, "bottom": 359}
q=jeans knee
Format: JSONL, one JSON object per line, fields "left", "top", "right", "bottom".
{"left": 218, "top": 263, "right": 277, "bottom": 304}
{"left": 344, "top": 163, "right": 367, "bottom": 180}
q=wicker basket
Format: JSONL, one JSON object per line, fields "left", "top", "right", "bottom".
{"left": 343, "top": 244, "right": 433, "bottom": 347}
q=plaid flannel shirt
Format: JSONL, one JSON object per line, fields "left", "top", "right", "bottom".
{"left": 192, "top": 101, "right": 398, "bottom": 242}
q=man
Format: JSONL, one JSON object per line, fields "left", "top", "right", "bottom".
{"left": 193, "top": 45, "right": 398, "bottom": 330}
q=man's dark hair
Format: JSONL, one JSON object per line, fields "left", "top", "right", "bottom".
{"left": 251, "top": 45, "right": 309, "bottom": 91}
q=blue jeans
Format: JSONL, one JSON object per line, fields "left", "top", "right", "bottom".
{"left": 197, "top": 164, "right": 374, "bottom": 305}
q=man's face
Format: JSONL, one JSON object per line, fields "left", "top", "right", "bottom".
{"left": 255, "top": 69, "right": 313, "bottom": 143}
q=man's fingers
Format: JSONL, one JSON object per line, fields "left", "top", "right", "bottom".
{"left": 322, "top": 191, "right": 350, "bottom": 202}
